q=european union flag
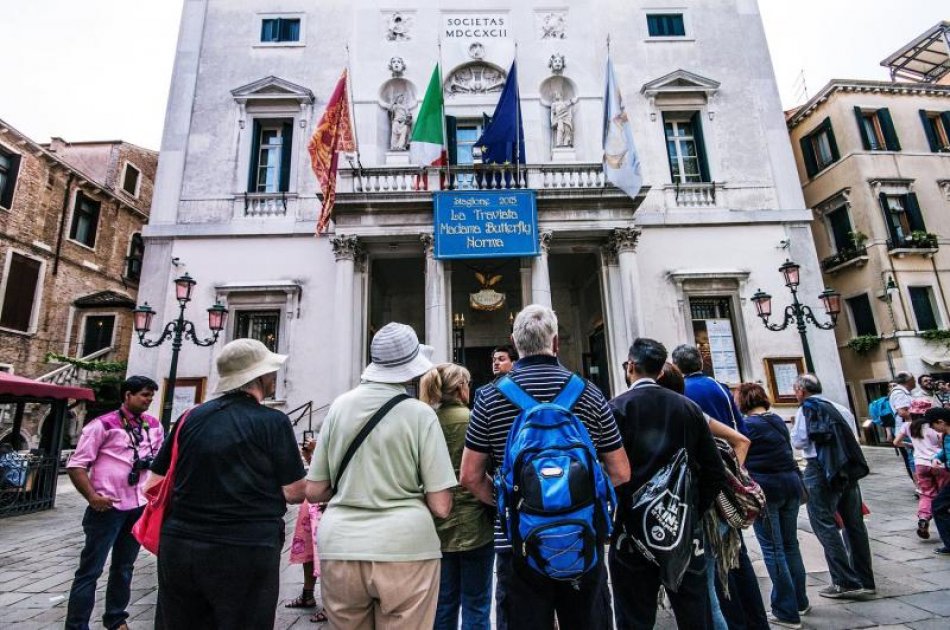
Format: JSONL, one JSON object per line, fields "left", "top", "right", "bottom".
{"left": 475, "top": 61, "right": 525, "bottom": 165}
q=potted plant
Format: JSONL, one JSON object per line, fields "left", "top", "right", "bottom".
{"left": 845, "top": 334, "right": 881, "bottom": 355}
{"left": 849, "top": 230, "right": 868, "bottom": 249}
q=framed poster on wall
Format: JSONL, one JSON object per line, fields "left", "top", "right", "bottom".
{"left": 764, "top": 357, "right": 805, "bottom": 404}
{"left": 165, "top": 377, "right": 206, "bottom": 423}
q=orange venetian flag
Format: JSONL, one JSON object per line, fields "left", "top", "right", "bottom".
{"left": 308, "top": 70, "right": 355, "bottom": 234}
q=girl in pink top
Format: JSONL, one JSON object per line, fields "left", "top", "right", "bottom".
{"left": 894, "top": 399, "right": 950, "bottom": 539}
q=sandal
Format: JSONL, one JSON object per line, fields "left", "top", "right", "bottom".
{"left": 285, "top": 589, "right": 316, "bottom": 608}
{"left": 310, "top": 609, "right": 328, "bottom": 623}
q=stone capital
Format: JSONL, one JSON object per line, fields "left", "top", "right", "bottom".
{"left": 420, "top": 233, "right": 434, "bottom": 255}
{"left": 609, "top": 227, "right": 641, "bottom": 254}
{"left": 331, "top": 234, "right": 362, "bottom": 262}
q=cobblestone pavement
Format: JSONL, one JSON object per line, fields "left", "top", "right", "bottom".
{"left": 1, "top": 447, "right": 948, "bottom": 629}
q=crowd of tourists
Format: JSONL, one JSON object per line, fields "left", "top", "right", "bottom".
{"left": 61, "top": 304, "right": 950, "bottom": 629}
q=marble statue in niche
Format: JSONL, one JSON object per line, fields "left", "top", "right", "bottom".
{"left": 385, "top": 93, "right": 413, "bottom": 151}
{"left": 550, "top": 91, "right": 578, "bottom": 148}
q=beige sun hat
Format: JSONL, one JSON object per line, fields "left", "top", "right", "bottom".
{"left": 361, "top": 323, "right": 433, "bottom": 384}
{"left": 213, "top": 338, "right": 287, "bottom": 393}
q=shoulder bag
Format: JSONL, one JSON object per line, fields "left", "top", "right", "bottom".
{"left": 132, "top": 409, "right": 191, "bottom": 555}
{"left": 332, "top": 394, "right": 409, "bottom": 494}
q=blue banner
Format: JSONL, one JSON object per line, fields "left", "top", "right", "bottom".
{"left": 433, "top": 190, "right": 539, "bottom": 259}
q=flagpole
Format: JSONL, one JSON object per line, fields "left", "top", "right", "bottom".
{"left": 438, "top": 34, "right": 450, "bottom": 189}
{"left": 514, "top": 41, "right": 521, "bottom": 188}
{"left": 345, "top": 43, "right": 364, "bottom": 172}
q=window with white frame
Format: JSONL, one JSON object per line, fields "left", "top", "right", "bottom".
{"left": 69, "top": 192, "right": 101, "bottom": 248}
{"left": 248, "top": 120, "right": 293, "bottom": 193}
{"left": 799, "top": 117, "right": 839, "bottom": 177}
{"left": 663, "top": 112, "right": 709, "bottom": 184}
{"left": 121, "top": 163, "right": 141, "bottom": 197}
{"left": 0, "top": 147, "right": 21, "bottom": 210}
{"left": 0, "top": 251, "right": 43, "bottom": 332}
{"left": 646, "top": 13, "right": 685, "bottom": 37}
{"left": 909, "top": 286, "right": 941, "bottom": 331}
{"left": 260, "top": 17, "right": 301, "bottom": 43}
{"left": 235, "top": 310, "right": 281, "bottom": 352}
{"left": 81, "top": 314, "right": 116, "bottom": 355}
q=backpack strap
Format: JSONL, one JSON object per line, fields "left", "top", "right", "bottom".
{"left": 495, "top": 376, "right": 540, "bottom": 412}
{"left": 552, "top": 374, "right": 587, "bottom": 411}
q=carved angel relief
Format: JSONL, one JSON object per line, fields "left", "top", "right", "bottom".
{"left": 470, "top": 272, "right": 506, "bottom": 312}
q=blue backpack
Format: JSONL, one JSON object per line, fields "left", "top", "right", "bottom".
{"left": 494, "top": 374, "right": 616, "bottom": 583}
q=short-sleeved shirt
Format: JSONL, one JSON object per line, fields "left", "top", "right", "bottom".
{"left": 307, "top": 381, "right": 457, "bottom": 562}
{"left": 433, "top": 402, "right": 494, "bottom": 553}
{"left": 895, "top": 422, "right": 945, "bottom": 468}
{"left": 465, "top": 354, "right": 623, "bottom": 549}
{"left": 889, "top": 386, "right": 913, "bottom": 416}
{"left": 151, "top": 392, "right": 305, "bottom": 546}
{"left": 67, "top": 408, "right": 164, "bottom": 511}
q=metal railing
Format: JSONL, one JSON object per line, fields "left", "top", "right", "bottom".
{"left": 0, "top": 453, "right": 59, "bottom": 518}
{"left": 887, "top": 233, "right": 939, "bottom": 251}
{"left": 821, "top": 246, "right": 868, "bottom": 272}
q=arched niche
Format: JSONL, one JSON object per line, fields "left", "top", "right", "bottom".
{"left": 538, "top": 75, "right": 577, "bottom": 106}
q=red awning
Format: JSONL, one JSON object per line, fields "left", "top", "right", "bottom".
{"left": 0, "top": 372, "right": 95, "bottom": 402}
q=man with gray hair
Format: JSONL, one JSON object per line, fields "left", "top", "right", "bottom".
{"left": 890, "top": 371, "right": 919, "bottom": 485}
{"left": 460, "top": 304, "right": 630, "bottom": 629}
{"left": 792, "top": 373, "right": 874, "bottom": 601}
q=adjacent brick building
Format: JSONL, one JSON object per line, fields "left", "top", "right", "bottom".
{"left": 0, "top": 119, "right": 157, "bottom": 385}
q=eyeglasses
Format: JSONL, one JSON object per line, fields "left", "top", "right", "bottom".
{"left": 622, "top": 361, "right": 630, "bottom": 371}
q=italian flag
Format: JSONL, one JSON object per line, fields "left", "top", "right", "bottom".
{"left": 409, "top": 65, "right": 446, "bottom": 166}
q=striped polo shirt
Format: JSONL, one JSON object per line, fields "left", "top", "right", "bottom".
{"left": 465, "top": 354, "right": 624, "bottom": 550}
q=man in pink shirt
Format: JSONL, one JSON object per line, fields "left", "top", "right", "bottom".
{"left": 65, "top": 376, "right": 164, "bottom": 630}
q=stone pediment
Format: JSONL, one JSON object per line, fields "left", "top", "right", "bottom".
{"left": 231, "top": 76, "right": 314, "bottom": 104}
{"left": 640, "top": 69, "right": 720, "bottom": 98}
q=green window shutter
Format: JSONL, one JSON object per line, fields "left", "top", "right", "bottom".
{"left": 904, "top": 193, "right": 926, "bottom": 232}
{"left": 879, "top": 193, "right": 900, "bottom": 243}
{"left": 279, "top": 121, "right": 293, "bottom": 192}
{"left": 823, "top": 118, "right": 840, "bottom": 161}
{"left": 800, "top": 136, "right": 818, "bottom": 178}
{"left": 854, "top": 107, "right": 871, "bottom": 150}
{"left": 941, "top": 112, "right": 950, "bottom": 150}
{"left": 248, "top": 119, "right": 261, "bottom": 192}
{"left": 909, "top": 287, "right": 939, "bottom": 331}
{"left": 920, "top": 110, "right": 940, "bottom": 152}
{"left": 877, "top": 108, "right": 901, "bottom": 151}
{"left": 0, "top": 151, "right": 20, "bottom": 209}
{"left": 446, "top": 116, "right": 458, "bottom": 165}
{"left": 690, "top": 112, "right": 711, "bottom": 182}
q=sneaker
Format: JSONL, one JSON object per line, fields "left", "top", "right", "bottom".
{"left": 917, "top": 519, "right": 931, "bottom": 539}
{"left": 934, "top": 547, "right": 950, "bottom": 556}
{"left": 767, "top": 613, "right": 801, "bottom": 628}
{"left": 798, "top": 605, "right": 812, "bottom": 616}
{"left": 818, "top": 584, "right": 864, "bottom": 599}
{"left": 857, "top": 587, "right": 877, "bottom": 599}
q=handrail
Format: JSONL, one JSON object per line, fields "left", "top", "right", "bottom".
{"left": 36, "top": 347, "right": 114, "bottom": 383}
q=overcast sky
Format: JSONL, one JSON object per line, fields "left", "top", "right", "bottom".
{"left": 0, "top": 1, "right": 945, "bottom": 149}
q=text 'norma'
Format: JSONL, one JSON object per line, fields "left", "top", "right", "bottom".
{"left": 433, "top": 190, "right": 539, "bottom": 259}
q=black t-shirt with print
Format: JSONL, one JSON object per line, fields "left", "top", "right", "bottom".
{"left": 151, "top": 392, "right": 305, "bottom": 546}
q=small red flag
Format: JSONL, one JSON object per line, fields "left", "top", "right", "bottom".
{"left": 308, "top": 70, "right": 355, "bottom": 234}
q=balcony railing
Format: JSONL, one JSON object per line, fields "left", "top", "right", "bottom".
{"left": 343, "top": 163, "right": 609, "bottom": 194}
{"left": 887, "top": 233, "right": 938, "bottom": 253}
{"left": 821, "top": 246, "right": 868, "bottom": 272}
{"left": 243, "top": 192, "right": 294, "bottom": 217}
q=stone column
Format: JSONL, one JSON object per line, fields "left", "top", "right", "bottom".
{"left": 610, "top": 227, "right": 642, "bottom": 350}
{"left": 599, "top": 242, "right": 628, "bottom": 396}
{"left": 422, "top": 234, "right": 451, "bottom": 362}
{"left": 530, "top": 231, "right": 554, "bottom": 308}
{"left": 331, "top": 234, "right": 361, "bottom": 394}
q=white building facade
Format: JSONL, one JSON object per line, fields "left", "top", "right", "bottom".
{"left": 130, "top": 0, "right": 846, "bottom": 420}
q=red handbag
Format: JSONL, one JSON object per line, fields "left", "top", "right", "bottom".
{"left": 132, "top": 410, "right": 190, "bottom": 555}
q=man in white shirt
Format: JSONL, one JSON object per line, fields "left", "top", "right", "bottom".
{"left": 792, "top": 374, "right": 875, "bottom": 601}
{"left": 891, "top": 372, "right": 919, "bottom": 485}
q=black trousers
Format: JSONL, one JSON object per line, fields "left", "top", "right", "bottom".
{"left": 505, "top": 554, "right": 610, "bottom": 630}
{"left": 609, "top": 542, "right": 711, "bottom": 630}
{"left": 716, "top": 533, "right": 770, "bottom": 630}
{"left": 155, "top": 533, "right": 281, "bottom": 630}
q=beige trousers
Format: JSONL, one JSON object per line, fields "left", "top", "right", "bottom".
{"left": 320, "top": 559, "right": 441, "bottom": 630}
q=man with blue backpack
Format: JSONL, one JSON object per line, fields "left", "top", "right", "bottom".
{"left": 460, "top": 304, "right": 630, "bottom": 630}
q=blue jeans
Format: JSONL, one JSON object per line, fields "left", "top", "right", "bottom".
{"left": 752, "top": 495, "right": 809, "bottom": 622}
{"left": 715, "top": 532, "right": 769, "bottom": 630}
{"left": 435, "top": 543, "right": 494, "bottom": 630}
{"left": 66, "top": 506, "right": 143, "bottom": 630}
{"left": 803, "top": 459, "right": 875, "bottom": 590}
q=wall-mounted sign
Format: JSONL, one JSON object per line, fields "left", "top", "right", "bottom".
{"left": 433, "top": 190, "right": 538, "bottom": 259}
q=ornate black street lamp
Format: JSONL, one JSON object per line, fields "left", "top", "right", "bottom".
{"left": 133, "top": 273, "right": 228, "bottom": 432}
{"left": 751, "top": 259, "right": 841, "bottom": 374}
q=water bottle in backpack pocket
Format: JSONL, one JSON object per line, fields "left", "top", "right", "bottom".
{"left": 494, "top": 374, "right": 615, "bottom": 583}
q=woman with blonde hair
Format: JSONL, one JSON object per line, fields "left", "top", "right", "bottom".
{"left": 420, "top": 363, "right": 494, "bottom": 630}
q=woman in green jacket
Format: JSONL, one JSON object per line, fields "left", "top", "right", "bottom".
{"left": 421, "top": 363, "right": 494, "bottom": 630}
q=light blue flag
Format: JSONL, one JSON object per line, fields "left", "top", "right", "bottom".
{"left": 603, "top": 58, "right": 642, "bottom": 199}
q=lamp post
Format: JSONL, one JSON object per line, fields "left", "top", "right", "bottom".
{"left": 133, "top": 273, "right": 228, "bottom": 432}
{"left": 751, "top": 259, "right": 841, "bottom": 374}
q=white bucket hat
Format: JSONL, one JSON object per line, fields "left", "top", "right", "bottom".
{"left": 361, "top": 323, "right": 433, "bottom": 384}
{"left": 214, "top": 338, "right": 287, "bottom": 394}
